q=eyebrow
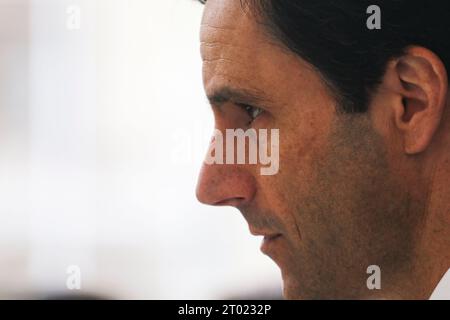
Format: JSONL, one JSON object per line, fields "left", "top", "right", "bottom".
{"left": 206, "top": 86, "right": 270, "bottom": 107}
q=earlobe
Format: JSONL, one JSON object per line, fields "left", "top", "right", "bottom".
{"left": 392, "top": 47, "right": 448, "bottom": 155}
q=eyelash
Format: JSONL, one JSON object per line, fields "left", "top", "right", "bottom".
{"left": 238, "top": 104, "right": 264, "bottom": 124}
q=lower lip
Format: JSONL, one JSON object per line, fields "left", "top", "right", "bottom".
{"left": 260, "top": 234, "right": 282, "bottom": 254}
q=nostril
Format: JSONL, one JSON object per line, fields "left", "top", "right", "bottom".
{"left": 213, "top": 197, "right": 246, "bottom": 207}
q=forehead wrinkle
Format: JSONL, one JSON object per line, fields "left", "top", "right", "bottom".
{"left": 201, "top": 39, "right": 258, "bottom": 89}
{"left": 200, "top": 23, "right": 289, "bottom": 72}
{"left": 200, "top": 41, "right": 261, "bottom": 53}
{"left": 200, "top": 23, "right": 237, "bottom": 32}
{"left": 202, "top": 59, "right": 251, "bottom": 74}
{"left": 200, "top": 39, "right": 245, "bottom": 58}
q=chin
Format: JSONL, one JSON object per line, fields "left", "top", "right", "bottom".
{"left": 281, "top": 270, "right": 333, "bottom": 300}
{"left": 280, "top": 272, "right": 305, "bottom": 300}
{"left": 282, "top": 283, "right": 303, "bottom": 300}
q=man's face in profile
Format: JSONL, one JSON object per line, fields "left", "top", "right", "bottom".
{"left": 196, "top": 0, "right": 446, "bottom": 299}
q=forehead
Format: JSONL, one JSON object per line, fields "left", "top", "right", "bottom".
{"left": 200, "top": 0, "right": 264, "bottom": 49}
{"left": 199, "top": 0, "right": 328, "bottom": 111}
{"left": 200, "top": 0, "right": 284, "bottom": 96}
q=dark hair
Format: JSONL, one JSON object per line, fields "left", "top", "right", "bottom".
{"left": 198, "top": 0, "right": 450, "bottom": 113}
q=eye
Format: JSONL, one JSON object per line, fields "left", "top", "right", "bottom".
{"left": 238, "top": 103, "right": 264, "bottom": 123}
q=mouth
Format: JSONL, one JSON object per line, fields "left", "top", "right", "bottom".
{"left": 248, "top": 228, "right": 283, "bottom": 254}
{"left": 260, "top": 233, "right": 282, "bottom": 254}
{"left": 263, "top": 234, "right": 282, "bottom": 241}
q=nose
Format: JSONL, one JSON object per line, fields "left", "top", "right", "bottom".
{"left": 196, "top": 139, "right": 256, "bottom": 207}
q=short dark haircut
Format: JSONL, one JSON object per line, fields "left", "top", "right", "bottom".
{"left": 198, "top": 0, "right": 450, "bottom": 113}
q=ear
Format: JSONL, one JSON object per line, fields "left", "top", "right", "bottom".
{"left": 384, "top": 47, "right": 448, "bottom": 154}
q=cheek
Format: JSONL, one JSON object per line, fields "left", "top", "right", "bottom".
{"left": 254, "top": 114, "right": 334, "bottom": 228}
{"left": 278, "top": 115, "right": 334, "bottom": 200}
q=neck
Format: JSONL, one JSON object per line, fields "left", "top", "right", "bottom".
{"left": 403, "top": 147, "right": 450, "bottom": 299}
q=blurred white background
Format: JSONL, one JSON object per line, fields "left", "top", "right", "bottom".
{"left": 0, "top": 0, "right": 281, "bottom": 299}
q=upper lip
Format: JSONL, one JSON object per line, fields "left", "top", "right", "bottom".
{"left": 249, "top": 228, "right": 281, "bottom": 239}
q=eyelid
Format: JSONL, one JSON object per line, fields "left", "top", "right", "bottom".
{"left": 236, "top": 103, "right": 264, "bottom": 123}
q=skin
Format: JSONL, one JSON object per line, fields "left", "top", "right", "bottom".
{"left": 196, "top": 0, "right": 450, "bottom": 299}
